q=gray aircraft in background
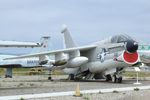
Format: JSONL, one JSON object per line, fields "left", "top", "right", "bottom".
{"left": 5, "top": 25, "right": 140, "bottom": 83}
{"left": 0, "top": 36, "right": 51, "bottom": 78}
{"left": 0, "top": 40, "right": 40, "bottom": 47}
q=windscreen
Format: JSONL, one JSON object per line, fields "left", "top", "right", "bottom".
{"left": 111, "top": 34, "right": 134, "bottom": 43}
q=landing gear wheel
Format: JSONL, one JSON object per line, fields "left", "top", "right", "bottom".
{"left": 113, "top": 75, "right": 122, "bottom": 83}
{"left": 48, "top": 77, "right": 52, "bottom": 80}
{"left": 68, "top": 74, "right": 75, "bottom": 80}
{"left": 5, "top": 75, "right": 12, "bottom": 78}
{"left": 106, "top": 74, "right": 112, "bottom": 82}
{"left": 48, "top": 70, "right": 53, "bottom": 81}
{"left": 118, "top": 77, "right": 122, "bottom": 83}
{"left": 113, "top": 75, "right": 117, "bottom": 83}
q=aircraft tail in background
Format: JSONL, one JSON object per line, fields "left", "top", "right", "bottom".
{"left": 31, "top": 36, "right": 52, "bottom": 53}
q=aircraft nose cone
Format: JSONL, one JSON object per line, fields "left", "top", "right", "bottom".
{"left": 126, "top": 40, "right": 138, "bottom": 53}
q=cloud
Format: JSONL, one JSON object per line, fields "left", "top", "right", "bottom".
{"left": 0, "top": 0, "right": 150, "bottom": 53}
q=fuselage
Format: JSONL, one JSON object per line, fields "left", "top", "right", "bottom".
{"left": 0, "top": 54, "right": 40, "bottom": 68}
{"left": 61, "top": 34, "right": 138, "bottom": 75}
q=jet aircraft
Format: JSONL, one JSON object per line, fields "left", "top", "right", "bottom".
{"left": 0, "top": 36, "right": 51, "bottom": 78}
{"left": 5, "top": 25, "right": 140, "bottom": 83}
{"left": 138, "top": 45, "right": 150, "bottom": 66}
{"left": 0, "top": 40, "right": 40, "bottom": 47}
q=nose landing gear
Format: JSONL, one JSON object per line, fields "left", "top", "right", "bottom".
{"left": 113, "top": 67, "right": 123, "bottom": 83}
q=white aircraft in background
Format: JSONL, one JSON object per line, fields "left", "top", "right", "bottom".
{"left": 0, "top": 40, "right": 40, "bottom": 47}
{"left": 0, "top": 36, "right": 51, "bottom": 78}
{"left": 138, "top": 45, "right": 150, "bottom": 66}
{"left": 5, "top": 25, "right": 141, "bottom": 83}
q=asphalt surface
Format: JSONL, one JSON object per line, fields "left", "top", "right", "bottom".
{"left": 0, "top": 75, "right": 150, "bottom": 96}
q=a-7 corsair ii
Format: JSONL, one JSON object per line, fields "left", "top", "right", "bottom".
{"left": 5, "top": 25, "right": 140, "bottom": 83}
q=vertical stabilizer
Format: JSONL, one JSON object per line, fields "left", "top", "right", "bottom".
{"left": 40, "top": 36, "right": 51, "bottom": 52}
{"left": 31, "top": 36, "right": 51, "bottom": 53}
{"left": 61, "top": 25, "right": 80, "bottom": 58}
{"left": 32, "top": 36, "right": 52, "bottom": 64}
{"left": 61, "top": 24, "right": 77, "bottom": 48}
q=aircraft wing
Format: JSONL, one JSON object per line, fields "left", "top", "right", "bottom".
{"left": 0, "top": 40, "right": 41, "bottom": 47}
{"left": 140, "top": 56, "right": 150, "bottom": 66}
{"left": 138, "top": 50, "right": 150, "bottom": 66}
{"left": 4, "top": 43, "right": 124, "bottom": 60}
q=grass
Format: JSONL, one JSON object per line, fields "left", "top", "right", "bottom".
{"left": 0, "top": 68, "right": 42, "bottom": 76}
{"left": 123, "top": 71, "right": 150, "bottom": 77}
{"left": 20, "top": 97, "right": 24, "bottom": 100}
{"left": 0, "top": 68, "right": 4, "bottom": 75}
{"left": 0, "top": 68, "right": 64, "bottom": 76}
{"left": 52, "top": 70, "right": 64, "bottom": 75}
{"left": 134, "top": 88, "right": 140, "bottom": 91}
{"left": 13, "top": 68, "right": 30, "bottom": 72}
{"left": 1, "top": 68, "right": 150, "bottom": 77}
{"left": 82, "top": 96, "right": 90, "bottom": 100}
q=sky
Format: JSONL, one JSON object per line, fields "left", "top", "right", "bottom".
{"left": 0, "top": 0, "right": 150, "bottom": 54}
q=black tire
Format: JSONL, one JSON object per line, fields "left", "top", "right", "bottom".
{"left": 48, "top": 77, "right": 52, "bottom": 80}
{"left": 113, "top": 75, "right": 117, "bottom": 83}
{"left": 106, "top": 74, "right": 112, "bottom": 82}
{"left": 118, "top": 77, "right": 122, "bottom": 83}
{"left": 69, "top": 74, "right": 75, "bottom": 80}
{"left": 113, "top": 75, "right": 122, "bottom": 83}
{"left": 5, "top": 75, "right": 12, "bottom": 78}
{"left": 5, "top": 75, "right": 7, "bottom": 78}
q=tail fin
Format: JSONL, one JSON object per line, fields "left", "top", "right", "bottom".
{"left": 31, "top": 36, "right": 52, "bottom": 64}
{"left": 40, "top": 36, "right": 51, "bottom": 52}
{"left": 61, "top": 25, "right": 80, "bottom": 57}
{"left": 61, "top": 24, "right": 77, "bottom": 48}
{"left": 31, "top": 36, "right": 51, "bottom": 53}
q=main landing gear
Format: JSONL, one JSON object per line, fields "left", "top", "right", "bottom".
{"left": 106, "top": 74, "right": 112, "bottom": 82}
{"left": 68, "top": 74, "right": 75, "bottom": 80}
{"left": 112, "top": 67, "right": 123, "bottom": 83}
{"left": 113, "top": 74, "right": 122, "bottom": 83}
{"left": 48, "top": 70, "right": 52, "bottom": 80}
{"left": 105, "top": 74, "right": 122, "bottom": 83}
{"left": 5, "top": 68, "right": 12, "bottom": 78}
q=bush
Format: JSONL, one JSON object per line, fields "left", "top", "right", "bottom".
{"left": 113, "top": 90, "right": 119, "bottom": 93}
{"left": 134, "top": 88, "right": 140, "bottom": 91}
{"left": 20, "top": 98, "right": 24, "bottom": 100}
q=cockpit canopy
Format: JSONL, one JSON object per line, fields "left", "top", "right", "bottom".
{"left": 111, "top": 34, "right": 135, "bottom": 43}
